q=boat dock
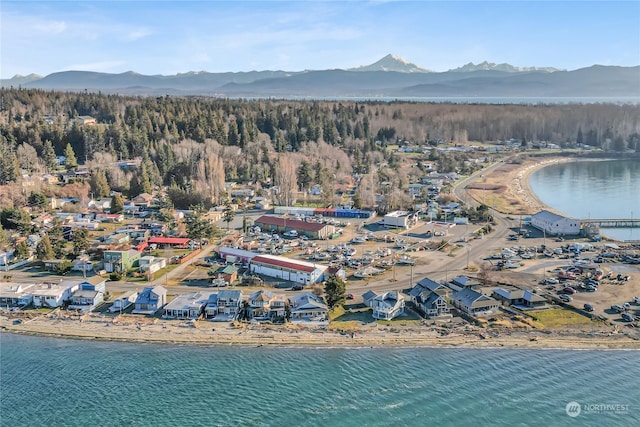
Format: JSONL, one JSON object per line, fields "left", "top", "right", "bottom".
{"left": 580, "top": 218, "right": 640, "bottom": 228}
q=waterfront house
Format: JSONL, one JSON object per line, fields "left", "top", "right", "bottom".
{"left": 451, "top": 288, "right": 499, "bottom": 317}
{"left": 32, "top": 282, "right": 79, "bottom": 308}
{"left": 362, "top": 290, "right": 379, "bottom": 307}
{"left": 445, "top": 276, "right": 479, "bottom": 292}
{"left": 204, "top": 293, "right": 219, "bottom": 319}
{"left": 0, "top": 283, "right": 35, "bottom": 307}
{"left": 409, "top": 277, "right": 448, "bottom": 304}
{"left": 371, "top": 291, "right": 405, "bottom": 320}
{"left": 69, "top": 290, "right": 104, "bottom": 312}
{"left": 415, "top": 292, "right": 451, "bottom": 318}
{"left": 289, "top": 292, "right": 328, "bottom": 322}
{"left": 248, "top": 290, "right": 288, "bottom": 320}
{"left": 163, "top": 292, "right": 213, "bottom": 319}
{"left": 132, "top": 286, "right": 167, "bottom": 314}
{"left": 492, "top": 288, "right": 546, "bottom": 309}
{"left": 216, "top": 290, "right": 243, "bottom": 318}
{"left": 109, "top": 291, "right": 138, "bottom": 313}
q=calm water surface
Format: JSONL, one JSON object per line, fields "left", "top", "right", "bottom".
{"left": 529, "top": 159, "right": 640, "bottom": 241}
{"left": 1, "top": 334, "right": 639, "bottom": 426}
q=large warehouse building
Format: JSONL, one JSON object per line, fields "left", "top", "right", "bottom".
{"left": 531, "top": 210, "right": 580, "bottom": 236}
{"left": 249, "top": 254, "right": 327, "bottom": 285}
{"left": 254, "top": 215, "right": 335, "bottom": 239}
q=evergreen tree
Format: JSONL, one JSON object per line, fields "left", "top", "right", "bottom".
{"left": 89, "top": 169, "right": 110, "bottom": 199}
{"left": 110, "top": 194, "right": 124, "bottom": 214}
{"left": 42, "top": 139, "right": 58, "bottom": 172}
{"left": 36, "top": 233, "right": 55, "bottom": 260}
{"left": 324, "top": 275, "right": 346, "bottom": 310}
{"left": 297, "top": 161, "right": 312, "bottom": 191}
{"left": 72, "top": 228, "right": 90, "bottom": 256}
{"left": 15, "top": 241, "right": 30, "bottom": 259}
{"left": 64, "top": 143, "right": 78, "bottom": 169}
{"left": 223, "top": 205, "right": 235, "bottom": 230}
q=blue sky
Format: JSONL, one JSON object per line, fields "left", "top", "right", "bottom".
{"left": 1, "top": 1, "right": 639, "bottom": 78}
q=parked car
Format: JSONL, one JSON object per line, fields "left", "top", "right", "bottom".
{"left": 633, "top": 296, "right": 640, "bottom": 304}
{"left": 559, "top": 294, "right": 573, "bottom": 303}
{"left": 585, "top": 285, "right": 597, "bottom": 292}
{"left": 346, "top": 293, "right": 354, "bottom": 300}
{"left": 562, "top": 287, "right": 577, "bottom": 294}
{"left": 291, "top": 284, "right": 304, "bottom": 291}
{"left": 611, "top": 304, "right": 625, "bottom": 313}
{"left": 584, "top": 304, "right": 594, "bottom": 312}
{"left": 545, "top": 278, "right": 559, "bottom": 285}
{"left": 621, "top": 313, "right": 635, "bottom": 322}
{"left": 623, "top": 302, "right": 631, "bottom": 311}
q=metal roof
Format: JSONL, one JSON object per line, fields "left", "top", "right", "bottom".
{"left": 255, "top": 215, "right": 328, "bottom": 232}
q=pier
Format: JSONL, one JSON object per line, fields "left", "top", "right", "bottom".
{"left": 580, "top": 219, "right": 640, "bottom": 228}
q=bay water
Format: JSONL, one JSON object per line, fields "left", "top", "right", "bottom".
{"left": 529, "top": 159, "right": 640, "bottom": 241}
{"left": 1, "top": 334, "right": 638, "bottom": 426}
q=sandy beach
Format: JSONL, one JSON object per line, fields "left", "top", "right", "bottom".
{"left": 3, "top": 310, "right": 639, "bottom": 350}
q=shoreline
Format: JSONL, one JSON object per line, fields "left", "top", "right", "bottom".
{"left": 3, "top": 315, "right": 639, "bottom": 351}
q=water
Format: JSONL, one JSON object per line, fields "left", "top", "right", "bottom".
{"left": 1, "top": 334, "right": 639, "bottom": 426}
{"left": 529, "top": 159, "right": 640, "bottom": 241}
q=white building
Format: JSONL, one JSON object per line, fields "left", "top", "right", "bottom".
{"left": 382, "top": 211, "right": 418, "bottom": 229}
{"left": 32, "top": 282, "right": 79, "bottom": 308}
{"left": 109, "top": 291, "right": 138, "bottom": 313}
{"left": 250, "top": 254, "right": 327, "bottom": 285}
{"left": 163, "top": 292, "right": 214, "bottom": 319}
{"left": 371, "top": 291, "right": 405, "bottom": 320}
{"left": 139, "top": 256, "right": 167, "bottom": 274}
{"left": 531, "top": 210, "right": 580, "bottom": 236}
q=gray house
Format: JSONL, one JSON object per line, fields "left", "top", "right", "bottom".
{"left": 132, "top": 285, "right": 167, "bottom": 314}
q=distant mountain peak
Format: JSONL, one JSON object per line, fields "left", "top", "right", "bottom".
{"left": 449, "top": 61, "right": 563, "bottom": 73}
{"left": 349, "top": 54, "right": 431, "bottom": 73}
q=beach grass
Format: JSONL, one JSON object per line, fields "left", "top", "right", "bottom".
{"left": 529, "top": 309, "right": 591, "bottom": 329}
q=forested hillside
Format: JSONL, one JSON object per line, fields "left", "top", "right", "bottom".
{"left": 1, "top": 89, "right": 638, "bottom": 209}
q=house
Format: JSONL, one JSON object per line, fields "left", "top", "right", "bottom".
{"left": 445, "top": 275, "right": 478, "bottom": 292}
{"left": 138, "top": 256, "right": 167, "bottom": 275}
{"left": 362, "top": 290, "right": 379, "bottom": 307}
{"left": 255, "top": 199, "right": 271, "bottom": 210}
{"left": 89, "top": 198, "right": 112, "bottom": 211}
{"left": 383, "top": 211, "right": 418, "bottom": 229}
{"left": 492, "top": 288, "right": 546, "bottom": 309}
{"left": 409, "top": 277, "right": 448, "bottom": 303}
{"left": 289, "top": 292, "right": 328, "bottom": 322}
{"left": 109, "top": 291, "right": 138, "bottom": 313}
{"left": 531, "top": 210, "right": 580, "bottom": 236}
{"left": 214, "top": 264, "right": 239, "bottom": 284}
{"left": 216, "top": 290, "right": 243, "bottom": 318}
{"left": 42, "top": 259, "right": 67, "bottom": 272}
{"left": 250, "top": 254, "right": 327, "bottom": 285}
{"left": 32, "top": 282, "right": 79, "bottom": 308}
{"left": 254, "top": 215, "right": 335, "bottom": 239}
{"left": 66, "top": 277, "right": 107, "bottom": 312}
{"left": 451, "top": 288, "right": 499, "bottom": 317}
{"left": 75, "top": 115, "right": 97, "bottom": 126}
{"left": 163, "top": 292, "right": 213, "bottom": 319}
{"left": 69, "top": 290, "right": 103, "bottom": 312}
{"left": 0, "top": 283, "right": 35, "bottom": 307}
{"left": 96, "top": 213, "right": 124, "bottom": 223}
{"left": 132, "top": 285, "right": 167, "bottom": 314}
{"left": 371, "top": 291, "right": 405, "bottom": 320}
{"left": 247, "top": 290, "right": 287, "bottom": 320}
{"left": 72, "top": 259, "right": 94, "bottom": 273}
{"left": 204, "top": 293, "right": 219, "bottom": 319}
{"left": 133, "top": 193, "right": 154, "bottom": 206}
{"left": 104, "top": 249, "right": 141, "bottom": 273}
{"left": 415, "top": 292, "right": 451, "bottom": 318}
{"left": 105, "top": 233, "right": 130, "bottom": 245}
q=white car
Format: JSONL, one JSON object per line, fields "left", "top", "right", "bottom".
{"left": 633, "top": 296, "right": 640, "bottom": 304}
{"left": 545, "top": 278, "right": 559, "bottom": 285}
{"left": 559, "top": 294, "right": 573, "bottom": 302}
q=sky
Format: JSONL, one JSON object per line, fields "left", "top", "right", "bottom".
{"left": 1, "top": 1, "right": 639, "bottom": 78}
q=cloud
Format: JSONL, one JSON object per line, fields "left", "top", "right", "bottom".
{"left": 124, "top": 28, "right": 152, "bottom": 41}
{"left": 33, "top": 20, "right": 67, "bottom": 34}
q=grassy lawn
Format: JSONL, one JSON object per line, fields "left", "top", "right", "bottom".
{"left": 329, "top": 305, "right": 422, "bottom": 328}
{"left": 529, "top": 309, "right": 592, "bottom": 329}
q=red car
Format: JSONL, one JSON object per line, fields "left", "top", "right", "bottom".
{"left": 346, "top": 294, "right": 354, "bottom": 300}
{"left": 563, "top": 287, "right": 577, "bottom": 294}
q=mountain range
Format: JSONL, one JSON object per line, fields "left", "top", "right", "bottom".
{"left": 2, "top": 55, "right": 638, "bottom": 99}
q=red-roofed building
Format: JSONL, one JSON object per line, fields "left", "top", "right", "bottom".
{"left": 148, "top": 237, "right": 191, "bottom": 248}
{"left": 250, "top": 254, "right": 327, "bottom": 285}
{"left": 254, "top": 215, "right": 335, "bottom": 239}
